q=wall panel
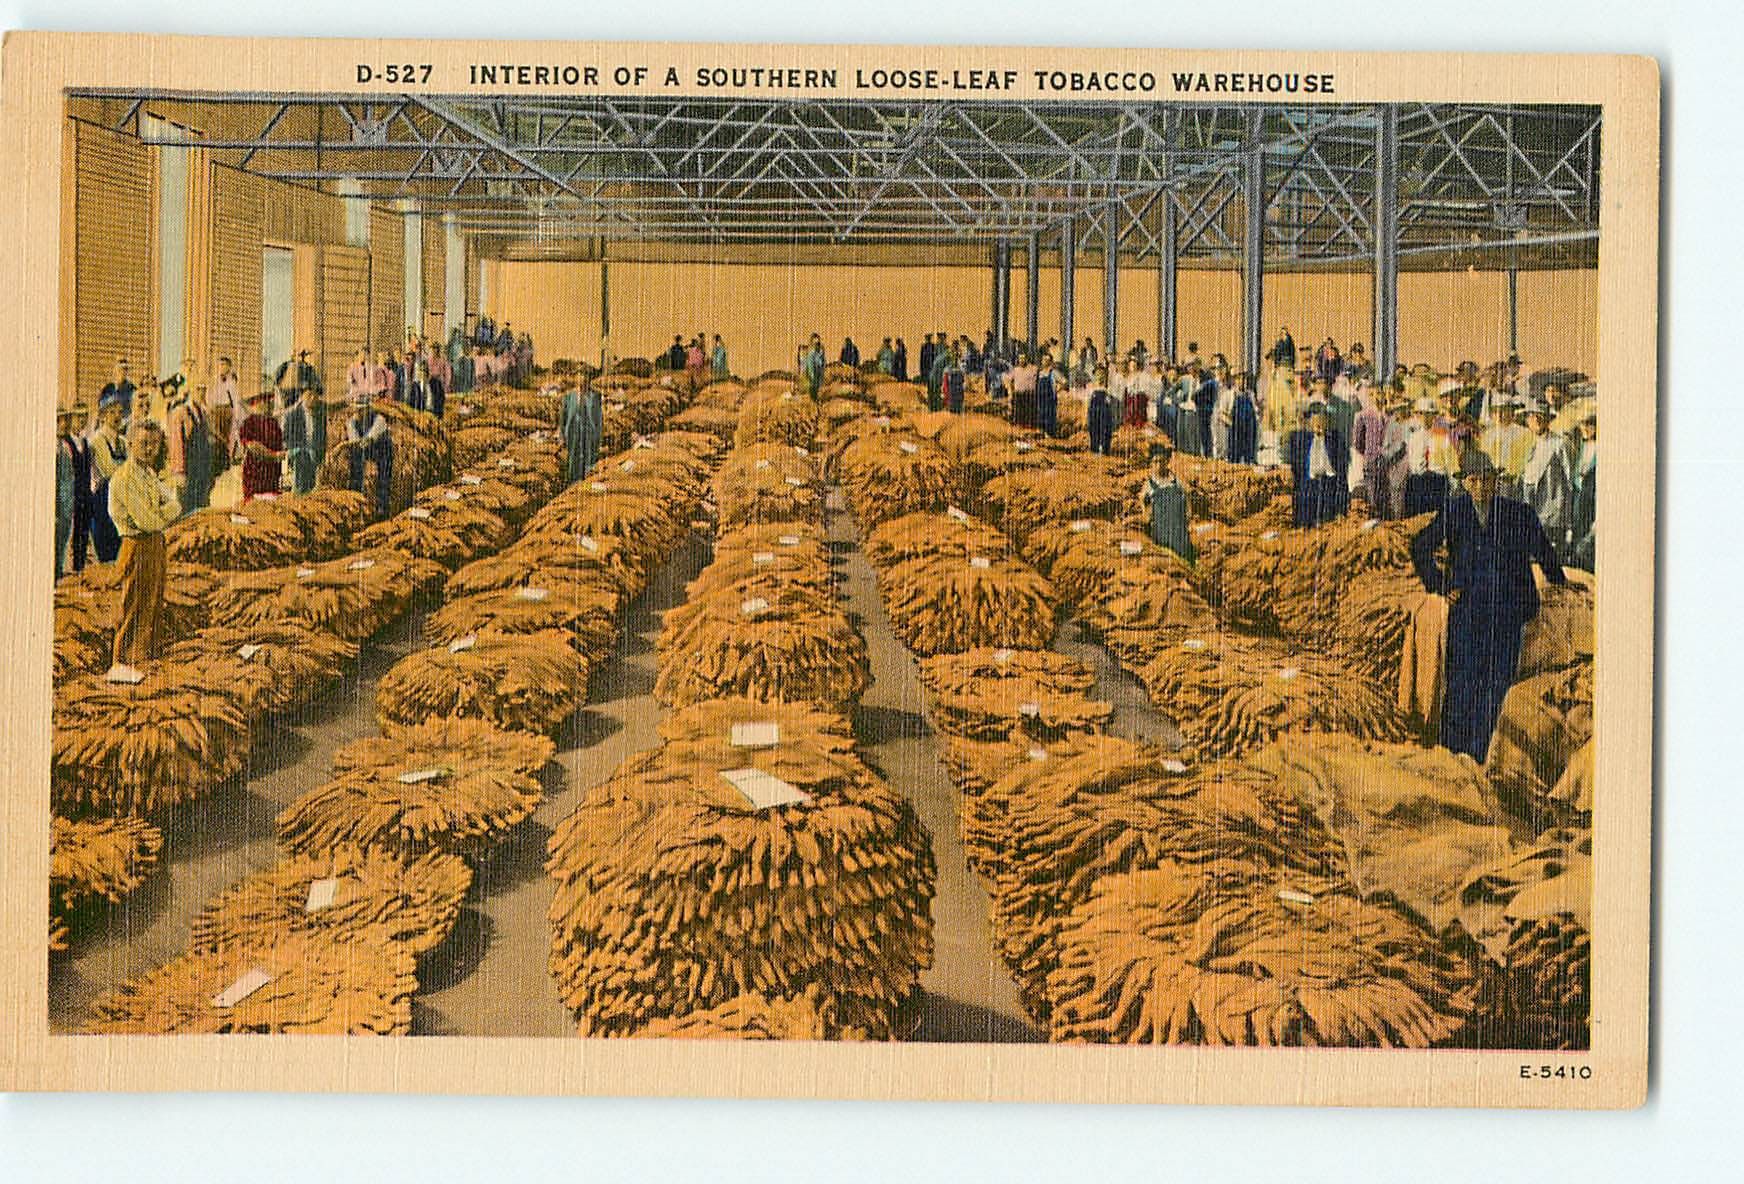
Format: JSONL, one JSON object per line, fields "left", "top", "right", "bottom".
{"left": 71, "top": 121, "right": 153, "bottom": 405}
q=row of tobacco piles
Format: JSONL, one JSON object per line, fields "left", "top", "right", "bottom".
{"left": 833, "top": 374, "right": 1594, "bottom": 1049}
{"left": 52, "top": 371, "right": 710, "bottom": 1034}
{"left": 544, "top": 368, "right": 938, "bottom": 1041}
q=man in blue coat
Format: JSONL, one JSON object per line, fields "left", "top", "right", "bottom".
{"left": 1411, "top": 450, "right": 1568, "bottom": 763}
{"left": 1285, "top": 403, "right": 1350, "bottom": 527}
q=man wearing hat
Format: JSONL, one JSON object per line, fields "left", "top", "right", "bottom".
{"left": 106, "top": 419, "right": 181, "bottom": 672}
{"left": 345, "top": 388, "right": 395, "bottom": 519}
{"left": 99, "top": 357, "right": 136, "bottom": 422}
{"left": 1522, "top": 397, "right": 1576, "bottom": 557}
{"left": 275, "top": 347, "right": 327, "bottom": 457}
{"left": 1410, "top": 450, "right": 1567, "bottom": 762}
{"left": 86, "top": 391, "right": 129, "bottom": 563}
{"left": 1569, "top": 408, "right": 1598, "bottom": 572}
{"left": 1401, "top": 395, "right": 1454, "bottom": 517}
{"left": 1285, "top": 401, "right": 1351, "bottom": 528}
{"left": 235, "top": 389, "right": 286, "bottom": 502}
{"left": 1480, "top": 395, "right": 1535, "bottom": 499}
{"left": 206, "top": 355, "right": 242, "bottom": 469}
{"left": 55, "top": 405, "right": 88, "bottom": 579}
{"left": 1451, "top": 360, "right": 1488, "bottom": 423}
{"left": 163, "top": 376, "right": 214, "bottom": 513}
{"left": 1141, "top": 441, "right": 1195, "bottom": 562}
{"left": 279, "top": 383, "right": 319, "bottom": 496}
{"left": 559, "top": 371, "right": 603, "bottom": 485}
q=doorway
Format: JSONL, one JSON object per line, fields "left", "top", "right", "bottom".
{"left": 260, "top": 245, "right": 293, "bottom": 390}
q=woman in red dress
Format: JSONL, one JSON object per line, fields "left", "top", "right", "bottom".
{"left": 235, "top": 389, "right": 285, "bottom": 501}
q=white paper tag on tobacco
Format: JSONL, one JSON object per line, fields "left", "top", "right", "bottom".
{"left": 740, "top": 597, "right": 770, "bottom": 616}
{"left": 777, "top": 535, "right": 802, "bottom": 547}
{"left": 211, "top": 968, "right": 272, "bottom": 1009}
{"left": 721, "top": 767, "right": 811, "bottom": 810}
{"left": 589, "top": 482, "right": 609, "bottom": 493}
{"left": 1161, "top": 758, "right": 1189, "bottom": 774}
{"left": 1118, "top": 540, "right": 1143, "bottom": 556}
{"left": 1193, "top": 522, "right": 1215, "bottom": 534}
{"left": 406, "top": 507, "right": 432, "bottom": 520}
{"left": 1182, "top": 638, "right": 1208, "bottom": 652}
{"left": 993, "top": 648, "right": 1014, "bottom": 664}
{"left": 898, "top": 440, "right": 919, "bottom": 455}
{"left": 1018, "top": 701, "right": 1041, "bottom": 718}
{"left": 235, "top": 643, "right": 264, "bottom": 662}
{"left": 752, "top": 552, "right": 775, "bottom": 565}
{"left": 1028, "top": 747, "right": 1049, "bottom": 762}
{"left": 729, "top": 722, "right": 782, "bottom": 749}
{"left": 577, "top": 535, "right": 600, "bottom": 553}
{"left": 755, "top": 459, "right": 771, "bottom": 470}
{"left": 783, "top": 476, "right": 806, "bottom": 487}
{"left": 873, "top": 415, "right": 891, "bottom": 427}
{"left": 1014, "top": 441, "right": 1033, "bottom": 452}
{"left": 347, "top": 558, "right": 376, "bottom": 571}
{"left": 516, "top": 586, "right": 549, "bottom": 602}
{"left": 969, "top": 556, "right": 992, "bottom": 570}
{"left": 1069, "top": 519, "right": 1093, "bottom": 533}
{"left": 634, "top": 437, "right": 655, "bottom": 450}
{"left": 296, "top": 566, "right": 316, "bottom": 579}
{"left": 397, "top": 766, "right": 448, "bottom": 784}
{"left": 609, "top": 401, "right": 626, "bottom": 412}
{"left": 497, "top": 458, "right": 518, "bottom": 469}
{"left": 303, "top": 877, "right": 339, "bottom": 913}
{"left": 793, "top": 446, "right": 810, "bottom": 457}
{"left": 460, "top": 474, "right": 484, "bottom": 486}
{"left": 946, "top": 506, "right": 970, "bottom": 523}
{"left": 1261, "top": 530, "right": 1280, "bottom": 541}
{"left": 103, "top": 664, "right": 145, "bottom": 685}
{"left": 229, "top": 513, "right": 251, "bottom": 526}
{"left": 444, "top": 490, "right": 462, "bottom": 501}
{"left": 1362, "top": 518, "right": 1380, "bottom": 531}
{"left": 620, "top": 460, "right": 637, "bottom": 472}
{"left": 1278, "top": 888, "right": 1316, "bottom": 906}
{"left": 447, "top": 635, "right": 476, "bottom": 654}
{"left": 1276, "top": 666, "right": 1300, "bottom": 681}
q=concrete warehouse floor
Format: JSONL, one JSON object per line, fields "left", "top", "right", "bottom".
{"left": 50, "top": 500, "right": 1183, "bottom": 1041}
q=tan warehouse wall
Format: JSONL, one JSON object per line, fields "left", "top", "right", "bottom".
{"left": 484, "top": 259, "right": 1598, "bottom": 380}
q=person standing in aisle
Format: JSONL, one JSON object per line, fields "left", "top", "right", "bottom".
{"left": 1118, "top": 356, "right": 1147, "bottom": 429}
{"left": 917, "top": 334, "right": 936, "bottom": 387}
{"left": 1227, "top": 371, "right": 1261, "bottom": 465}
{"left": 347, "top": 347, "right": 374, "bottom": 404}
{"left": 1451, "top": 360, "right": 1488, "bottom": 423}
{"left": 1350, "top": 381, "right": 1388, "bottom": 512}
{"left": 1008, "top": 353, "right": 1038, "bottom": 428}
{"left": 1410, "top": 450, "right": 1567, "bottom": 762}
{"left": 560, "top": 375, "right": 604, "bottom": 484}
{"left": 892, "top": 337, "right": 908, "bottom": 382}
{"left": 99, "top": 357, "right": 137, "bottom": 422}
{"left": 1035, "top": 351, "right": 1061, "bottom": 438}
{"left": 206, "top": 356, "right": 241, "bottom": 469}
{"left": 1378, "top": 388, "right": 1416, "bottom": 519}
{"left": 943, "top": 344, "right": 967, "bottom": 413}
{"left": 1314, "top": 338, "right": 1343, "bottom": 386}
{"left": 86, "top": 392, "right": 128, "bottom": 564}
{"left": 1481, "top": 396, "right": 1535, "bottom": 499}
{"left": 1402, "top": 396, "right": 1455, "bottom": 517}
{"left": 1521, "top": 397, "right": 1576, "bottom": 557}
{"left": 711, "top": 334, "right": 730, "bottom": 380}
{"left": 840, "top": 337, "right": 861, "bottom": 369}
{"left": 276, "top": 348, "right": 327, "bottom": 459}
{"left": 346, "top": 389, "right": 395, "bottom": 520}
{"left": 1269, "top": 327, "right": 1297, "bottom": 376}
{"left": 235, "top": 390, "right": 286, "bottom": 502}
{"left": 105, "top": 419, "right": 181, "bottom": 672}
{"left": 1173, "top": 363, "right": 1205, "bottom": 457}
{"left": 685, "top": 337, "right": 706, "bottom": 387}
{"left": 55, "top": 406, "right": 79, "bottom": 580}
{"left": 802, "top": 338, "right": 826, "bottom": 396}
{"left": 164, "top": 380, "right": 214, "bottom": 513}
{"left": 1086, "top": 367, "right": 1116, "bottom": 455}
{"left": 1142, "top": 443, "right": 1196, "bottom": 563}
{"left": 1286, "top": 403, "right": 1351, "bottom": 527}
{"left": 875, "top": 338, "right": 894, "bottom": 376}
{"left": 278, "top": 385, "right": 318, "bottom": 496}
{"left": 1568, "top": 409, "right": 1598, "bottom": 572}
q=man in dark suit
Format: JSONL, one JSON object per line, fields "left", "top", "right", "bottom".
{"left": 1285, "top": 403, "right": 1350, "bottom": 527}
{"left": 1411, "top": 450, "right": 1568, "bottom": 762}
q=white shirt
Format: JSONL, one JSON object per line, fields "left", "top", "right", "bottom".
{"left": 1309, "top": 434, "right": 1336, "bottom": 479}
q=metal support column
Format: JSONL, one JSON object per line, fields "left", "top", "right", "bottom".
{"left": 1507, "top": 266, "right": 1520, "bottom": 357}
{"left": 600, "top": 260, "right": 611, "bottom": 370}
{"left": 1103, "top": 198, "right": 1120, "bottom": 359}
{"left": 1059, "top": 218, "right": 1076, "bottom": 364}
{"left": 1241, "top": 149, "right": 1266, "bottom": 378}
{"left": 1373, "top": 104, "right": 1400, "bottom": 379}
{"left": 991, "top": 240, "right": 1012, "bottom": 359}
{"left": 1025, "top": 232, "right": 1041, "bottom": 359}
{"left": 1159, "top": 195, "right": 1178, "bottom": 363}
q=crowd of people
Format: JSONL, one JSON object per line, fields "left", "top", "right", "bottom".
{"left": 54, "top": 324, "right": 538, "bottom": 676}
